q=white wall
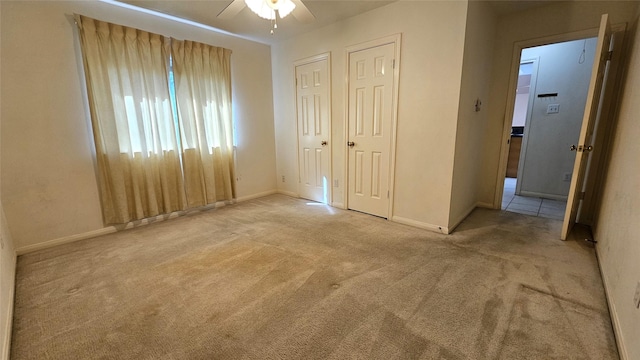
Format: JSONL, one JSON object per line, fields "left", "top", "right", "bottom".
{"left": 512, "top": 72, "right": 531, "bottom": 127}
{"left": 0, "top": 205, "right": 16, "bottom": 360}
{"left": 517, "top": 38, "right": 597, "bottom": 199}
{"left": 448, "top": 0, "right": 496, "bottom": 229}
{"left": 512, "top": 93, "right": 529, "bottom": 127}
{"left": 594, "top": 11, "right": 640, "bottom": 360}
{"left": 480, "top": 0, "right": 639, "bottom": 206}
{"left": 0, "top": 1, "right": 277, "bottom": 250}
{"left": 272, "top": 1, "right": 468, "bottom": 231}
{"left": 0, "top": 4, "right": 18, "bottom": 357}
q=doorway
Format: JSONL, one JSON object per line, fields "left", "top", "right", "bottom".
{"left": 502, "top": 38, "right": 597, "bottom": 219}
{"left": 497, "top": 15, "right": 623, "bottom": 239}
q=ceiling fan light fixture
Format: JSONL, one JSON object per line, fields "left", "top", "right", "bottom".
{"left": 245, "top": 0, "right": 295, "bottom": 20}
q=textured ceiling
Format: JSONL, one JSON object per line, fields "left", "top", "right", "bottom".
{"left": 118, "top": 0, "right": 397, "bottom": 44}
{"left": 116, "top": 0, "right": 554, "bottom": 45}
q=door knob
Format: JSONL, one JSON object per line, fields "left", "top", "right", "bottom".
{"left": 347, "top": 141, "right": 355, "bottom": 148}
{"left": 570, "top": 145, "right": 577, "bottom": 151}
{"left": 584, "top": 145, "right": 593, "bottom": 152}
{"left": 321, "top": 140, "right": 327, "bottom": 146}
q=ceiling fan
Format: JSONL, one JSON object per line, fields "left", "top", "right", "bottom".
{"left": 218, "top": 0, "right": 315, "bottom": 32}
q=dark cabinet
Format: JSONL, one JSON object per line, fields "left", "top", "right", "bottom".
{"left": 506, "top": 136, "right": 522, "bottom": 178}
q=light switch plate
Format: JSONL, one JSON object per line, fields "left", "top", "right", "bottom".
{"left": 547, "top": 104, "right": 560, "bottom": 114}
{"left": 634, "top": 281, "right": 640, "bottom": 309}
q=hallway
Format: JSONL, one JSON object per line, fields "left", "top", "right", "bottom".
{"left": 502, "top": 178, "right": 567, "bottom": 220}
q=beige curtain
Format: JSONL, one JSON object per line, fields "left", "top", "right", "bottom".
{"left": 76, "top": 15, "right": 187, "bottom": 224}
{"left": 171, "top": 40, "right": 236, "bottom": 207}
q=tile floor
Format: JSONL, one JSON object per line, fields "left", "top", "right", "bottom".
{"left": 502, "top": 178, "right": 567, "bottom": 220}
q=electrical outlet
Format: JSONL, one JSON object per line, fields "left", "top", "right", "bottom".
{"left": 547, "top": 104, "right": 560, "bottom": 114}
{"left": 281, "top": 175, "right": 285, "bottom": 183}
{"left": 563, "top": 173, "right": 572, "bottom": 182}
{"left": 634, "top": 282, "right": 640, "bottom": 309}
{"left": 334, "top": 179, "right": 339, "bottom": 187}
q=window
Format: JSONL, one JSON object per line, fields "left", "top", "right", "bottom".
{"left": 76, "top": 14, "right": 235, "bottom": 223}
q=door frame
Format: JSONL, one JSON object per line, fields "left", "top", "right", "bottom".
{"left": 294, "top": 52, "right": 333, "bottom": 204}
{"left": 513, "top": 57, "right": 540, "bottom": 196}
{"left": 493, "top": 24, "right": 626, "bottom": 211}
{"left": 343, "top": 34, "right": 401, "bottom": 218}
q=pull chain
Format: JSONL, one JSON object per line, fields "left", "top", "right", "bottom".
{"left": 270, "top": 10, "right": 279, "bottom": 35}
{"left": 578, "top": 39, "right": 586, "bottom": 64}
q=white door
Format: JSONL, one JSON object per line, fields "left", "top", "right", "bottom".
{"left": 561, "top": 14, "right": 611, "bottom": 240}
{"left": 347, "top": 43, "right": 395, "bottom": 218}
{"left": 295, "top": 56, "right": 331, "bottom": 203}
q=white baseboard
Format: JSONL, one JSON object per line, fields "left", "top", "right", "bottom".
{"left": 1, "top": 252, "right": 16, "bottom": 360}
{"left": 595, "top": 250, "right": 628, "bottom": 360}
{"left": 237, "top": 190, "right": 277, "bottom": 202}
{"left": 276, "top": 190, "right": 298, "bottom": 198}
{"left": 391, "top": 215, "right": 448, "bottom": 234}
{"left": 392, "top": 201, "right": 487, "bottom": 235}
{"left": 16, "top": 227, "right": 117, "bottom": 255}
{"left": 518, "top": 190, "right": 568, "bottom": 201}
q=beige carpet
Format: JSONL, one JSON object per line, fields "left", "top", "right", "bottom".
{"left": 11, "top": 195, "right": 618, "bottom": 359}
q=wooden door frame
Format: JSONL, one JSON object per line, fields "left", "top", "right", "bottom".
{"left": 493, "top": 24, "right": 626, "bottom": 211}
{"left": 293, "top": 52, "right": 333, "bottom": 204}
{"left": 343, "top": 34, "right": 401, "bottom": 218}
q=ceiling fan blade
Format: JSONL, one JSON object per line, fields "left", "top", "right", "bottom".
{"left": 218, "top": 0, "right": 246, "bottom": 19}
{"left": 290, "top": 0, "right": 315, "bottom": 23}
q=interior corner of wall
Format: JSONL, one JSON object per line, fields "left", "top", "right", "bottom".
{"left": 446, "top": 184, "right": 481, "bottom": 231}
{"left": 391, "top": 215, "right": 448, "bottom": 235}
{"left": 0, "top": 204, "right": 16, "bottom": 255}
